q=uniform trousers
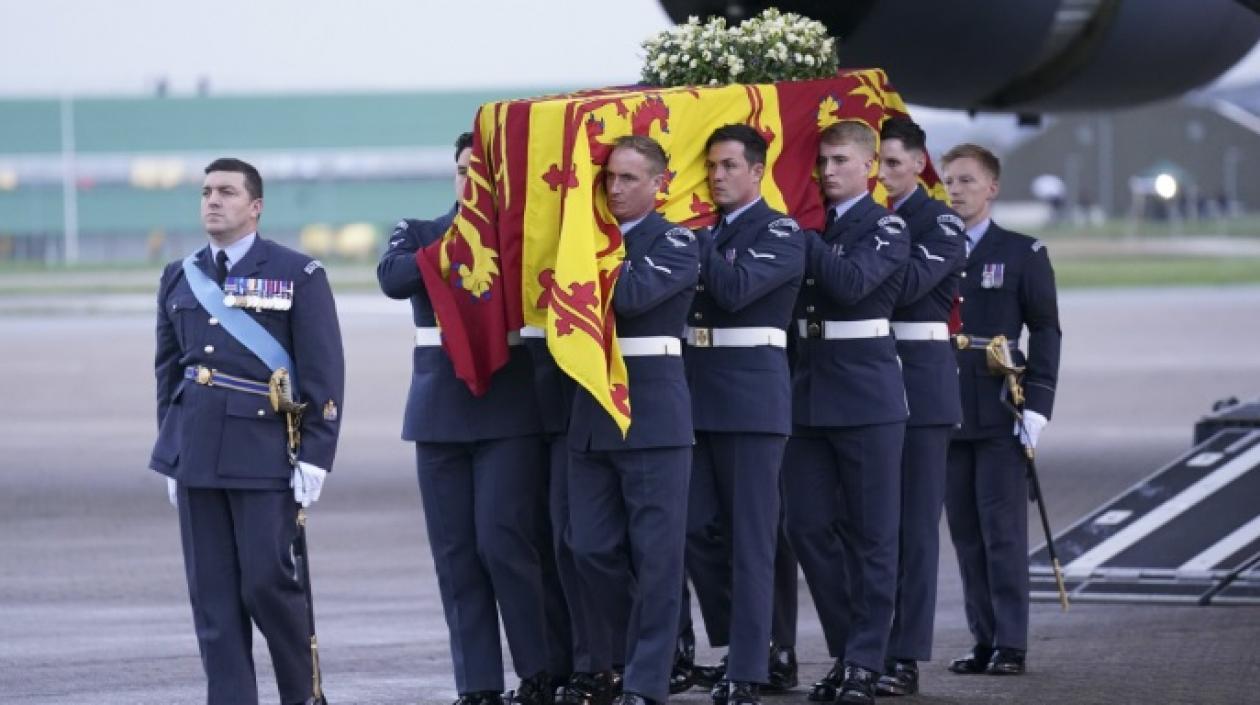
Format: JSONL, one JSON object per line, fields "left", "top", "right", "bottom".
{"left": 542, "top": 435, "right": 576, "bottom": 676}
{"left": 944, "top": 435, "right": 1030, "bottom": 651}
{"left": 178, "top": 486, "right": 311, "bottom": 705}
{"left": 887, "top": 424, "right": 953, "bottom": 662}
{"left": 685, "top": 432, "right": 787, "bottom": 682}
{"left": 569, "top": 446, "right": 690, "bottom": 704}
{"left": 547, "top": 434, "right": 631, "bottom": 673}
{"left": 416, "top": 437, "right": 550, "bottom": 694}
{"left": 782, "top": 422, "right": 904, "bottom": 672}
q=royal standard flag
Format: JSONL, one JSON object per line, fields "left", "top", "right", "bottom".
{"left": 420, "top": 69, "right": 930, "bottom": 433}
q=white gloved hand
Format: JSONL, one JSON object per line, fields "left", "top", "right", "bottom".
{"left": 1015, "top": 409, "right": 1048, "bottom": 449}
{"left": 291, "top": 462, "right": 328, "bottom": 508}
{"left": 166, "top": 477, "right": 178, "bottom": 508}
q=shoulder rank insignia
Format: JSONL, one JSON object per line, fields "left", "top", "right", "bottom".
{"left": 664, "top": 227, "right": 695, "bottom": 248}
{"left": 304, "top": 260, "right": 323, "bottom": 275}
{"left": 323, "top": 399, "right": 339, "bottom": 422}
{"left": 1031, "top": 240, "right": 1045, "bottom": 252}
{"left": 767, "top": 217, "right": 800, "bottom": 238}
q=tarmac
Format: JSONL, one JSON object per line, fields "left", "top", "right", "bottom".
{"left": 1, "top": 285, "right": 1259, "bottom": 704}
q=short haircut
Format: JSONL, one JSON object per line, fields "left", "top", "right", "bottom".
{"left": 611, "top": 134, "right": 669, "bottom": 176}
{"left": 454, "top": 132, "right": 474, "bottom": 162}
{"left": 705, "top": 123, "right": 768, "bottom": 167}
{"left": 819, "top": 120, "right": 877, "bottom": 155}
{"left": 942, "top": 143, "right": 1001, "bottom": 180}
{"left": 880, "top": 116, "right": 927, "bottom": 153}
{"left": 204, "top": 158, "right": 262, "bottom": 199}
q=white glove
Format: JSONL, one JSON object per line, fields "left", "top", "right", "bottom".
{"left": 1015, "top": 409, "right": 1048, "bottom": 449}
{"left": 166, "top": 477, "right": 178, "bottom": 508}
{"left": 291, "top": 462, "right": 328, "bottom": 508}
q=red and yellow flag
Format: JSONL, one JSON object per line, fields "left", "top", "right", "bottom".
{"left": 420, "top": 69, "right": 927, "bottom": 433}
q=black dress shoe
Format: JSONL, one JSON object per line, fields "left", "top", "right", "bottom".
{"left": 670, "top": 625, "right": 697, "bottom": 694}
{"left": 874, "top": 660, "right": 918, "bottom": 696}
{"left": 505, "top": 671, "right": 553, "bottom": 705}
{"left": 985, "top": 647, "right": 1026, "bottom": 675}
{"left": 765, "top": 645, "right": 798, "bottom": 692}
{"left": 947, "top": 645, "right": 994, "bottom": 675}
{"left": 555, "top": 671, "right": 615, "bottom": 705}
{"left": 454, "top": 692, "right": 504, "bottom": 705}
{"left": 611, "top": 692, "right": 656, "bottom": 705}
{"left": 694, "top": 654, "right": 727, "bottom": 689}
{"left": 836, "top": 665, "right": 876, "bottom": 705}
{"left": 807, "top": 659, "right": 843, "bottom": 702}
{"left": 710, "top": 678, "right": 730, "bottom": 705}
{"left": 727, "top": 681, "right": 760, "bottom": 705}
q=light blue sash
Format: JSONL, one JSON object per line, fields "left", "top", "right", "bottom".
{"left": 182, "top": 253, "right": 297, "bottom": 392}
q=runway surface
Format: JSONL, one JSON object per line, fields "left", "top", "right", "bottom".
{"left": 2, "top": 285, "right": 1259, "bottom": 704}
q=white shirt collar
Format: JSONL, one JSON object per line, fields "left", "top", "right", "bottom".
{"left": 829, "top": 191, "right": 868, "bottom": 222}
{"left": 619, "top": 214, "right": 648, "bottom": 235}
{"left": 891, "top": 187, "right": 917, "bottom": 213}
{"left": 965, "top": 218, "right": 991, "bottom": 248}
{"left": 210, "top": 232, "right": 257, "bottom": 271}
{"left": 720, "top": 196, "right": 763, "bottom": 226}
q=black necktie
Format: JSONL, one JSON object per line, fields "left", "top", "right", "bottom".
{"left": 824, "top": 207, "right": 838, "bottom": 232}
{"left": 214, "top": 249, "right": 229, "bottom": 288}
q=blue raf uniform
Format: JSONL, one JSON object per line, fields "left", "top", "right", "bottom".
{"left": 378, "top": 209, "right": 555, "bottom": 698}
{"left": 782, "top": 193, "right": 909, "bottom": 679}
{"left": 945, "top": 219, "right": 1060, "bottom": 658}
{"left": 883, "top": 186, "right": 966, "bottom": 668}
{"left": 567, "top": 211, "right": 698, "bottom": 705}
{"left": 150, "top": 234, "right": 344, "bottom": 705}
{"left": 684, "top": 197, "right": 804, "bottom": 690}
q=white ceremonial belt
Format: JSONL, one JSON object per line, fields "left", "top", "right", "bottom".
{"left": 797, "top": 318, "right": 890, "bottom": 339}
{"left": 415, "top": 327, "right": 522, "bottom": 347}
{"left": 519, "top": 325, "right": 546, "bottom": 339}
{"left": 890, "top": 321, "right": 950, "bottom": 341}
{"left": 618, "top": 336, "right": 682, "bottom": 357}
{"left": 684, "top": 326, "right": 787, "bottom": 348}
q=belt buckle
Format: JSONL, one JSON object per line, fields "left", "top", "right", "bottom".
{"left": 195, "top": 366, "right": 213, "bottom": 385}
{"left": 807, "top": 321, "right": 822, "bottom": 339}
{"left": 692, "top": 327, "right": 712, "bottom": 347}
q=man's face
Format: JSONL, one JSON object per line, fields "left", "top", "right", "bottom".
{"left": 878, "top": 138, "right": 925, "bottom": 202}
{"left": 604, "top": 147, "right": 663, "bottom": 223}
{"left": 454, "top": 147, "right": 472, "bottom": 200}
{"left": 201, "top": 171, "right": 260, "bottom": 240}
{"left": 942, "top": 156, "right": 999, "bottom": 225}
{"left": 817, "top": 139, "right": 873, "bottom": 204}
{"left": 705, "top": 140, "right": 763, "bottom": 211}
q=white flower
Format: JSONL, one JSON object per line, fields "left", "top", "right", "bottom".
{"left": 804, "top": 54, "right": 815, "bottom": 66}
{"left": 668, "top": 54, "right": 678, "bottom": 64}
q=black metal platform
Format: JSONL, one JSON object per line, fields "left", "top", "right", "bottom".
{"left": 1031, "top": 428, "right": 1260, "bottom": 605}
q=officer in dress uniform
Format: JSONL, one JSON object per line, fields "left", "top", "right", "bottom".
{"left": 939, "top": 144, "right": 1060, "bottom": 677}
{"left": 872, "top": 117, "right": 966, "bottom": 697}
{"left": 781, "top": 121, "right": 909, "bottom": 705}
{"left": 684, "top": 124, "right": 805, "bottom": 705}
{"left": 377, "top": 135, "right": 555, "bottom": 705}
{"left": 151, "top": 158, "right": 344, "bottom": 705}
{"left": 565, "top": 135, "right": 699, "bottom": 705}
